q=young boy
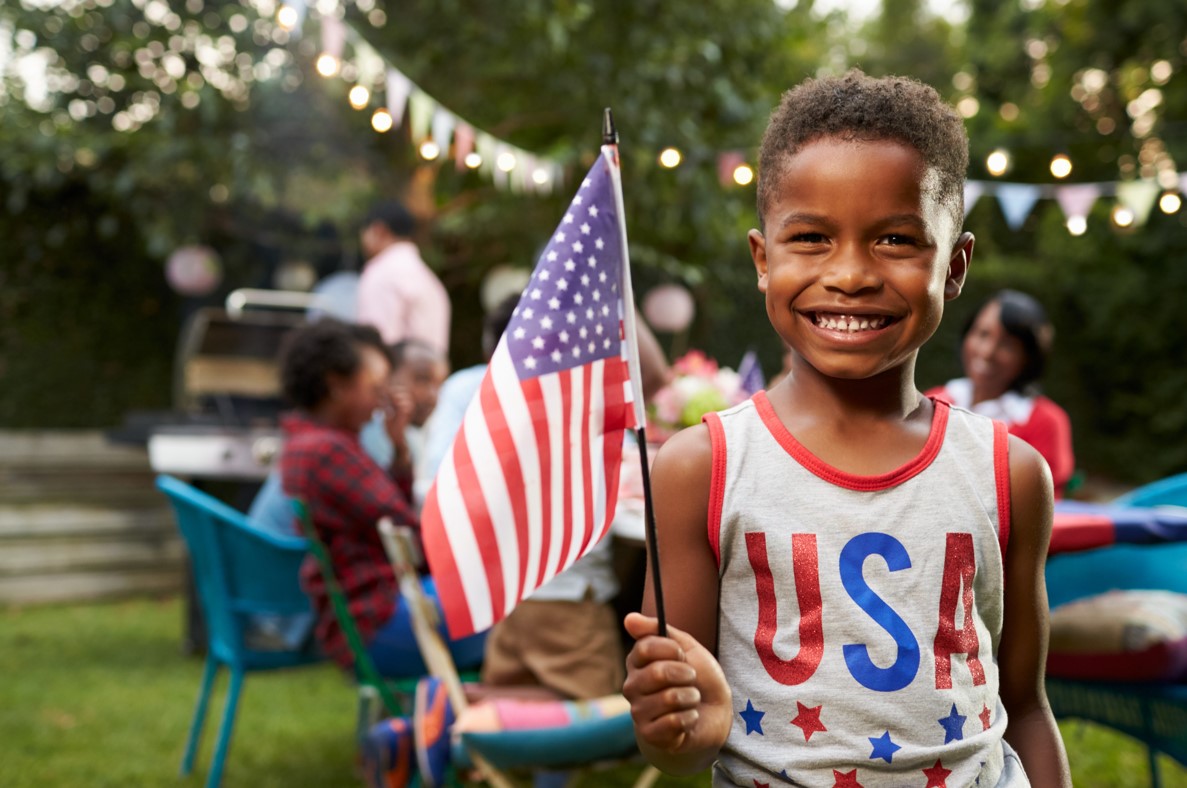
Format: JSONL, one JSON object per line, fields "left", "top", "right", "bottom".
{"left": 623, "top": 70, "right": 1071, "bottom": 787}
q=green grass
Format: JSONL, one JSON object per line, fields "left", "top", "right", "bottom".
{"left": 1, "top": 597, "right": 1184, "bottom": 787}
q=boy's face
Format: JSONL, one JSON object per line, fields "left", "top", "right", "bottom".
{"left": 749, "top": 136, "right": 973, "bottom": 383}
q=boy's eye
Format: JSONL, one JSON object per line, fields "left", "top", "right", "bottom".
{"left": 790, "top": 232, "right": 828, "bottom": 244}
{"left": 881, "top": 234, "right": 918, "bottom": 246}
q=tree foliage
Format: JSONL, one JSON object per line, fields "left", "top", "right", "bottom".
{"left": 1, "top": 0, "right": 1185, "bottom": 482}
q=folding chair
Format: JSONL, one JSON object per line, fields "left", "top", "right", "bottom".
{"left": 378, "top": 519, "right": 661, "bottom": 788}
{"left": 291, "top": 499, "right": 416, "bottom": 735}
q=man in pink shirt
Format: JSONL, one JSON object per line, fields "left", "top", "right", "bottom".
{"left": 357, "top": 201, "right": 451, "bottom": 357}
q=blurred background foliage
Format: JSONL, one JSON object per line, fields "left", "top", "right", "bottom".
{"left": 0, "top": 0, "right": 1184, "bottom": 482}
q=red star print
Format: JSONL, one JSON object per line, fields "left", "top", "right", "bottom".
{"left": 790, "top": 701, "right": 827, "bottom": 741}
{"left": 832, "top": 769, "right": 863, "bottom": 787}
{"left": 923, "top": 759, "right": 952, "bottom": 787}
{"left": 979, "top": 704, "right": 992, "bottom": 730}
{"left": 753, "top": 781, "right": 769, "bottom": 788}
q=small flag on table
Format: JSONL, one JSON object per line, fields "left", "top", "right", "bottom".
{"left": 737, "top": 349, "right": 765, "bottom": 396}
{"left": 421, "top": 146, "right": 639, "bottom": 639}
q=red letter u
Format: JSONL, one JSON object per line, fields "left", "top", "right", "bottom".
{"left": 745, "top": 532, "right": 824, "bottom": 686}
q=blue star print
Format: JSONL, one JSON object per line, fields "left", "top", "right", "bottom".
{"left": 868, "top": 730, "right": 901, "bottom": 763}
{"left": 738, "top": 699, "right": 765, "bottom": 735}
{"left": 938, "top": 704, "right": 967, "bottom": 743}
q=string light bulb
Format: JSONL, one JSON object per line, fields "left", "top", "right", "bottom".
{"left": 496, "top": 152, "right": 517, "bottom": 172}
{"left": 532, "top": 167, "right": 550, "bottom": 186}
{"left": 276, "top": 4, "right": 299, "bottom": 30}
{"left": 1111, "top": 204, "right": 1135, "bottom": 228}
{"left": 348, "top": 85, "right": 370, "bottom": 110}
{"left": 658, "top": 147, "right": 682, "bottom": 168}
{"left": 986, "top": 149, "right": 1011, "bottom": 177}
{"left": 733, "top": 163, "right": 754, "bottom": 186}
{"left": 418, "top": 140, "right": 440, "bottom": 160}
{"left": 464, "top": 152, "right": 482, "bottom": 169}
{"left": 370, "top": 108, "right": 392, "bottom": 133}
{"left": 1159, "top": 192, "right": 1182, "bottom": 214}
{"left": 1049, "top": 154, "right": 1072, "bottom": 179}
{"left": 1066, "top": 216, "right": 1087, "bottom": 236}
{"left": 315, "top": 54, "right": 340, "bottom": 78}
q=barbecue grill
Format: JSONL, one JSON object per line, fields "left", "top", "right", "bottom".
{"left": 139, "top": 289, "right": 323, "bottom": 652}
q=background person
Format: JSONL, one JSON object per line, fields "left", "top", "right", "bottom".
{"left": 275, "top": 319, "right": 484, "bottom": 678}
{"left": 356, "top": 200, "right": 451, "bottom": 356}
{"left": 929, "top": 288, "right": 1075, "bottom": 497}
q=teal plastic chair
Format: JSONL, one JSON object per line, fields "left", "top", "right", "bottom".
{"left": 156, "top": 474, "right": 323, "bottom": 788}
{"left": 1045, "top": 476, "right": 1187, "bottom": 786}
{"left": 1111, "top": 471, "right": 1187, "bottom": 509}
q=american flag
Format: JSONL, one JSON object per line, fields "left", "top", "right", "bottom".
{"left": 420, "top": 148, "right": 639, "bottom": 638}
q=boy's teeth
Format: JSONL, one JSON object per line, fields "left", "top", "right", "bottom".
{"left": 815, "top": 313, "right": 887, "bottom": 332}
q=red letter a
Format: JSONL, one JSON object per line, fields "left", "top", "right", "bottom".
{"left": 934, "top": 532, "right": 985, "bottom": 689}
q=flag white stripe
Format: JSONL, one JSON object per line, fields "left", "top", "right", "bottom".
{"left": 458, "top": 370, "right": 520, "bottom": 618}
{"left": 566, "top": 364, "right": 586, "bottom": 569}
{"left": 488, "top": 345, "right": 543, "bottom": 597}
{"left": 588, "top": 359, "right": 608, "bottom": 546}
{"left": 433, "top": 432, "right": 493, "bottom": 632}
{"left": 539, "top": 372, "right": 565, "bottom": 585}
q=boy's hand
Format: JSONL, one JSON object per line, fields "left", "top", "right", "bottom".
{"left": 623, "top": 612, "right": 732, "bottom": 772}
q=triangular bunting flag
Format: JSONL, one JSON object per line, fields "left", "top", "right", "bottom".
{"left": 384, "top": 68, "right": 412, "bottom": 128}
{"left": 430, "top": 108, "right": 456, "bottom": 153}
{"left": 964, "top": 181, "right": 984, "bottom": 217}
{"left": 995, "top": 183, "right": 1041, "bottom": 230}
{"left": 1116, "top": 180, "right": 1160, "bottom": 226}
{"left": 1054, "top": 183, "right": 1101, "bottom": 221}
{"left": 453, "top": 122, "right": 475, "bottom": 170}
{"left": 353, "top": 40, "right": 385, "bottom": 87}
{"left": 408, "top": 89, "right": 435, "bottom": 143}
{"left": 320, "top": 13, "right": 346, "bottom": 59}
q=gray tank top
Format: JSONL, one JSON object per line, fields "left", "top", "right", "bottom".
{"left": 704, "top": 393, "right": 1026, "bottom": 787}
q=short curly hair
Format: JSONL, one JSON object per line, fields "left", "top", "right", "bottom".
{"left": 757, "top": 69, "right": 968, "bottom": 233}
{"left": 279, "top": 319, "right": 391, "bottom": 410}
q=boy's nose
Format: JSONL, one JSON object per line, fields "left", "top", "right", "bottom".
{"left": 821, "top": 249, "right": 882, "bottom": 294}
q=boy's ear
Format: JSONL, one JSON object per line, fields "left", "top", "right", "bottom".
{"left": 748, "top": 229, "right": 769, "bottom": 293}
{"left": 944, "top": 231, "right": 974, "bottom": 301}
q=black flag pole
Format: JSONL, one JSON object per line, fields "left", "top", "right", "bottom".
{"left": 602, "top": 107, "right": 668, "bottom": 638}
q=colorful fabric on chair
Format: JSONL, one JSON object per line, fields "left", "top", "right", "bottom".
{"left": 362, "top": 716, "right": 415, "bottom": 788}
{"left": 452, "top": 694, "right": 637, "bottom": 770}
{"left": 414, "top": 677, "right": 455, "bottom": 787}
{"left": 1048, "top": 590, "right": 1187, "bottom": 682}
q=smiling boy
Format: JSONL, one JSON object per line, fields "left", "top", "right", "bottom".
{"left": 623, "top": 70, "right": 1071, "bottom": 787}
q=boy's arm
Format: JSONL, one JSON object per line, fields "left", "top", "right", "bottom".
{"left": 623, "top": 424, "right": 732, "bottom": 775}
{"left": 999, "top": 436, "right": 1072, "bottom": 787}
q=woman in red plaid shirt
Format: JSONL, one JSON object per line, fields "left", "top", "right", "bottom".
{"left": 277, "top": 319, "right": 486, "bottom": 677}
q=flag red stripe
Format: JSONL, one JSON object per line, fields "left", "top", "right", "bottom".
{"left": 451, "top": 421, "right": 506, "bottom": 620}
{"left": 599, "top": 358, "right": 629, "bottom": 542}
{"left": 520, "top": 376, "right": 553, "bottom": 589}
{"left": 477, "top": 370, "right": 530, "bottom": 604}
{"left": 419, "top": 489, "right": 474, "bottom": 638}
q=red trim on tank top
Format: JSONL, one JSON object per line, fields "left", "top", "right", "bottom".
{"left": 993, "top": 420, "right": 1011, "bottom": 564}
{"left": 752, "top": 391, "right": 950, "bottom": 492}
{"left": 703, "top": 411, "right": 726, "bottom": 567}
